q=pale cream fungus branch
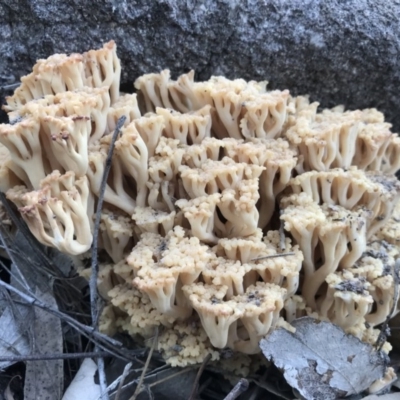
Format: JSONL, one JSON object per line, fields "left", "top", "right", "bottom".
{"left": 10, "top": 87, "right": 111, "bottom": 146}
{"left": 182, "top": 137, "right": 225, "bottom": 168}
{"left": 176, "top": 193, "right": 221, "bottom": 244}
{"left": 180, "top": 157, "right": 264, "bottom": 198}
{"left": 288, "top": 167, "right": 400, "bottom": 237}
{"left": 280, "top": 193, "right": 368, "bottom": 310}
{"left": 156, "top": 105, "right": 212, "bottom": 145}
{"left": 0, "top": 143, "right": 30, "bottom": 193}
{"left": 99, "top": 208, "right": 136, "bottom": 264}
{"left": 106, "top": 93, "right": 141, "bottom": 134}
{"left": 128, "top": 226, "right": 213, "bottom": 319}
{"left": 43, "top": 115, "right": 91, "bottom": 177}
{"left": 6, "top": 172, "right": 93, "bottom": 255}
{"left": 182, "top": 282, "right": 286, "bottom": 354}
{"left": 4, "top": 41, "right": 120, "bottom": 111}
{"left": 0, "top": 118, "right": 45, "bottom": 189}
{"left": 135, "top": 69, "right": 289, "bottom": 140}
{"left": 132, "top": 207, "right": 176, "bottom": 237}
{"left": 319, "top": 240, "right": 400, "bottom": 328}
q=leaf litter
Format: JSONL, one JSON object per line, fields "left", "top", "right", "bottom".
{"left": 260, "top": 317, "right": 388, "bottom": 400}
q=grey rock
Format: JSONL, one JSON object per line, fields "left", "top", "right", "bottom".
{"left": 1, "top": 0, "right": 400, "bottom": 129}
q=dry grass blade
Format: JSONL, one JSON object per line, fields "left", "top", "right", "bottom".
{"left": 251, "top": 252, "right": 295, "bottom": 261}
{"left": 90, "top": 115, "right": 126, "bottom": 400}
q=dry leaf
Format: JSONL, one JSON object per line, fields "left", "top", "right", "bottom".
{"left": 260, "top": 317, "right": 386, "bottom": 400}
{"left": 9, "top": 232, "right": 64, "bottom": 400}
{"left": 23, "top": 289, "right": 63, "bottom": 400}
{"left": 0, "top": 303, "right": 31, "bottom": 369}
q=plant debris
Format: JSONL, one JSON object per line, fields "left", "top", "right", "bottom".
{"left": 260, "top": 317, "right": 388, "bottom": 400}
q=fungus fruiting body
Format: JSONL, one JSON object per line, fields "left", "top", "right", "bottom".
{"left": 2, "top": 42, "right": 400, "bottom": 373}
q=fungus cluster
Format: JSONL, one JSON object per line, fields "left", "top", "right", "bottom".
{"left": 2, "top": 42, "right": 400, "bottom": 368}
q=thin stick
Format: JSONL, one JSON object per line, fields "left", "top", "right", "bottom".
{"left": 188, "top": 353, "right": 212, "bottom": 400}
{"left": 141, "top": 363, "right": 170, "bottom": 379}
{"left": 97, "top": 357, "right": 108, "bottom": 400}
{"left": 0, "top": 352, "right": 109, "bottom": 362}
{"left": 148, "top": 367, "right": 193, "bottom": 389}
{"left": 223, "top": 378, "right": 249, "bottom": 400}
{"left": 130, "top": 328, "right": 158, "bottom": 400}
{"left": 251, "top": 252, "right": 295, "bottom": 261}
{"left": 90, "top": 115, "right": 126, "bottom": 327}
{"left": 0, "top": 83, "right": 19, "bottom": 90}
{"left": 114, "top": 362, "right": 132, "bottom": 400}
{"left": 90, "top": 116, "right": 126, "bottom": 400}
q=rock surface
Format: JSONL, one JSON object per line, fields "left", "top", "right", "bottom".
{"left": 1, "top": 0, "right": 400, "bottom": 129}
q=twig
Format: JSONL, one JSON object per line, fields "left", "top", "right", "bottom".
{"left": 188, "top": 353, "right": 212, "bottom": 400}
{"left": 148, "top": 367, "right": 194, "bottom": 388}
{"left": 0, "top": 83, "right": 19, "bottom": 90}
{"left": 114, "top": 362, "right": 132, "bottom": 400}
{"left": 90, "top": 116, "right": 126, "bottom": 400}
{"left": 130, "top": 328, "right": 159, "bottom": 400}
{"left": 143, "top": 385, "right": 154, "bottom": 400}
{"left": 376, "top": 258, "right": 400, "bottom": 351}
{"left": 223, "top": 379, "right": 249, "bottom": 400}
{"left": 90, "top": 116, "right": 126, "bottom": 326}
{"left": 97, "top": 357, "right": 108, "bottom": 400}
{"left": 141, "top": 363, "right": 170, "bottom": 379}
{"left": 109, "top": 380, "right": 137, "bottom": 397}
{"left": 251, "top": 252, "right": 295, "bottom": 261}
{"left": 0, "top": 352, "right": 109, "bottom": 362}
